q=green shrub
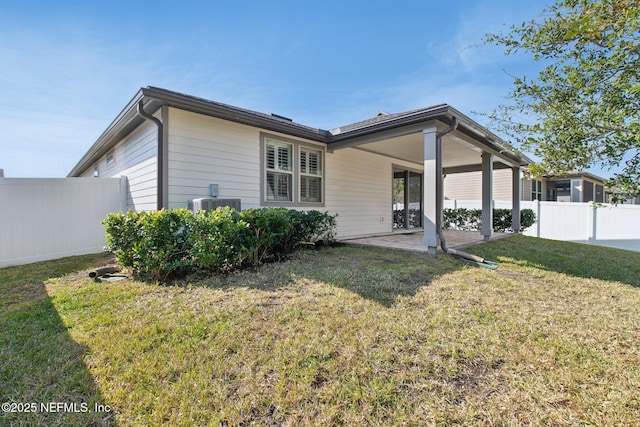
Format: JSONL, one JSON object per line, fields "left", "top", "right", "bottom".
{"left": 240, "top": 208, "right": 293, "bottom": 265}
{"left": 520, "top": 209, "right": 536, "bottom": 229}
{"left": 286, "top": 209, "right": 337, "bottom": 248}
{"left": 191, "top": 208, "right": 249, "bottom": 272}
{"left": 103, "top": 207, "right": 337, "bottom": 281}
{"left": 104, "top": 209, "right": 196, "bottom": 280}
{"left": 442, "top": 208, "right": 482, "bottom": 231}
{"left": 443, "top": 207, "right": 536, "bottom": 232}
{"left": 493, "top": 208, "right": 513, "bottom": 232}
{"left": 103, "top": 209, "right": 144, "bottom": 269}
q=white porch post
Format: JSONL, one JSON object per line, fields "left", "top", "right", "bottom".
{"left": 512, "top": 167, "right": 521, "bottom": 233}
{"left": 423, "top": 125, "right": 438, "bottom": 255}
{"left": 481, "top": 152, "right": 493, "bottom": 241}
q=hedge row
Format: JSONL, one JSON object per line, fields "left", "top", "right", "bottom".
{"left": 443, "top": 208, "right": 536, "bottom": 232}
{"left": 103, "top": 207, "right": 337, "bottom": 281}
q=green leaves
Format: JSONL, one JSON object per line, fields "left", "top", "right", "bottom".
{"left": 443, "top": 208, "right": 536, "bottom": 232}
{"left": 103, "top": 208, "right": 337, "bottom": 281}
{"left": 486, "top": 0, "right": 640, "bottom": 198}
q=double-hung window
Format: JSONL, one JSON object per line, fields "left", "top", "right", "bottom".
{"left": 531, "top": 179, "right": 543, "bottom": 200}
{"left": 262, "top": 134, "right": 324, "bottom": 206}
{"left": 300, "top": 148, "right": 322, "bottom": 202}
{"left": 266, "top": 140, "right": 294, "bottom": 201}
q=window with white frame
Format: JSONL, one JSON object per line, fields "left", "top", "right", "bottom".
{"left": 300, "top": 147, "right": 322, "bottom": 202}
{"left": 265, "top": 140, "right": 293, "bottom": 201}
{"left": 262, "top": 135, "right": 324, "bottom": 206}
{"left": 531, "top": 179, "right": 543, "bottom": 200}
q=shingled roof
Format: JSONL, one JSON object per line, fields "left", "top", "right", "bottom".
{"left": 330, "top": 105, "right": 449, "bottom": 136}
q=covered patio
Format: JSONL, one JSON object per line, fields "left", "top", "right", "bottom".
{"left": 327, "top": 105, "right": 531, "bottom": 254}
{"left": 342, "top": 230, "right": 514, "bottom": 253}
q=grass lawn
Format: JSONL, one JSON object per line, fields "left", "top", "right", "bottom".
{"left": 1, "top": 235, "right": 639, "bottom": 426}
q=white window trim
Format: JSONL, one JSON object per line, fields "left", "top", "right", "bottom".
{"left": 260, "top": 133, "right": 325, "bottom": 207}
{"left": 299, "top": 147, "right": 323, "bottom": 203}
{"left": 265, "top": 140, "right": 294, "bottom": 202}
{"left": 531, "top": 179, "right": 543, "bottom": 201}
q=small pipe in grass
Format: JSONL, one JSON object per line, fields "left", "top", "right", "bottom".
{"left": 89, "top": 265, "right": 120, "bottom": 278}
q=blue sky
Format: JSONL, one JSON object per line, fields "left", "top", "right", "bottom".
{"left": 1, "top": 0, "right": 570, "bottom": 178}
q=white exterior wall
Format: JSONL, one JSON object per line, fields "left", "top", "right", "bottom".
{"left": 522, "top": 178, "right": 533, "bottom": 201}
{"left": 167, "top": 108, "right": 261, "bottom": 209}
{"left": 444, "top": 168, "right": 514, "bottom": 201}
{"left": 165, "top": 108, "right": 425, "bottom": 239}
{"left": 325, "top": 148, "right": 422, "bottom": 239}
{"left": 81, "top": 119, "right": 158, "bottom": 211}
{"left": 0, "top": 178, "right": 126, "bottom": 267}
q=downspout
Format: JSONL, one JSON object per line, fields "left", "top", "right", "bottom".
{"left": 436, "top": 117, "right": 496, "bottom": 268}
{"left": 435, "top": 117, "right": 457, "bottom": 252}
{"left": 137, "top": 100, "right": 164, "bottom": 210}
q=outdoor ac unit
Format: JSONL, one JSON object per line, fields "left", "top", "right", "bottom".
{"left": 188, "top": 198, "right": 241, "bottom": 212}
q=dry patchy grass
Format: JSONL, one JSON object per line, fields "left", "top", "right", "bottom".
{"left": 1, "top": 236, "right": 639, "bottom": 426}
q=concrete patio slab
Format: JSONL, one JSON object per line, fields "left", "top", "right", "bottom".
{"left": 341, "top": 230, "right": 514, "bottom": 253}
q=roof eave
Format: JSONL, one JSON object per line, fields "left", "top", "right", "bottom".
{"left": 328, "top": 105, "right": 530, "bottom": 167}
{"left": 544, "top": 171, "right": 606, "bottom": 183}
{"left": 68, "top": 89, "right": 150, "bottom": 177}
{"left": 68, "top": 87, "right": 332, "bottom": 177}
{"left": 141, "top": 87, "right": 331, "bottom": 143}
{"left": 68, "top": 87, "right": 530, "bottom": 178}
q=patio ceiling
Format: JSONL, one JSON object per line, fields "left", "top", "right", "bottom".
{"left": 339, "top": 126, "right": 518, "bottom": 171}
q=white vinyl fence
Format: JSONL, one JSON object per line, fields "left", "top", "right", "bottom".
{"left": 0, "top": 177, "right": 127, "bottom": 268}
{"left": 444, "top": 199, "right": 640, "bottom": 252}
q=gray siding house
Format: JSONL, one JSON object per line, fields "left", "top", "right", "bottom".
{"left": 69, "top": 87, "right": 530, "bottom": 254}
{"left": 444, "top": 169, "right": 623, "bottom": 204}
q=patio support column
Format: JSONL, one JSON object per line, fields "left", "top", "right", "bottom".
{"left": 481, "top": 152, "right": 493, "bottom": 241}
{"left": 512, "top": 167, "right": 521, "bottom": 233}
{"left": 423, "top": 125, "right": 438, "bottom": 255}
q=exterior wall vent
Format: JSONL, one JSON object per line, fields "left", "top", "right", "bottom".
{"left": 188, "top": 198, "right": 241, "bottom": 212}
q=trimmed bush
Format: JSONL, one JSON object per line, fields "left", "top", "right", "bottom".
{"left": 240, "top": 208, "right": 294, "bottom": 265}
{"left": 103, "top": 209, "right": 197, "bottom": 280}
{"left": 443, "top": 207, "right": 536, "bottom": 232}
{"left": 520, "top": 209, "right": 536, "bottom": 229}
{"left": 442, "top": 208, "right": 482, "bottom": 231}
{"left": 286, "top": 209, "right": 337, "bottom": 248}
{"left": 493, "top": 208, "right": 514, "bottom": 233}
{"left": 191, "top": 208, "right": 250, "bottom": 272}
{"left": 103, "top": 207, "right": 337, "bottom": 281}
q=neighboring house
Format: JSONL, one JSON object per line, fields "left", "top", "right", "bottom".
{"left": 444, "top": 168, "right": 517, "bottom": 201}
{"left": 445, "top": 168, "right": 629, "bottom": 204}
{"left": 526, "top": 171, "right": 609, "bottom": 203}
{"left": 69, "top": 86, "right": 530, "bottom": 254}
{"left": 620, "top": 194, "right": 640, "bottom": 205}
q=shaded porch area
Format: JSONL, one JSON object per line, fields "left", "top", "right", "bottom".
{"left": 327, "top": 106, "right": 531, "bottom": 255}
{"left": 342, "top": 230, "right": 514, "bottom": 253}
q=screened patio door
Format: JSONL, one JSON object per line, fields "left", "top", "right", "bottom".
{"left": 393, "top": 169, "right": 422, "bottom": 230}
